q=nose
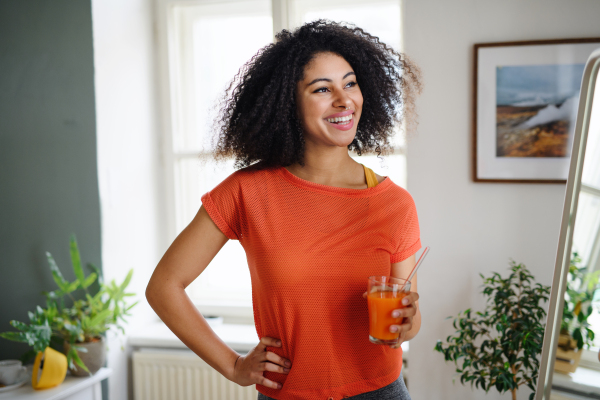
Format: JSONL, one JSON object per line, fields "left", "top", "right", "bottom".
{"left": 332, "top": 89, "right": 352, "bottom": 110}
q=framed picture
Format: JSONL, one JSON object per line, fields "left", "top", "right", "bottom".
{"left": 473, "top": 38, "right": 600, "bottom": 183}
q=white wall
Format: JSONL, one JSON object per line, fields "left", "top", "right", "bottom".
{"left": 91, "top": 1, "right": 165, "bottom": 399}
{"left": 403, "top": 0, "right": 600, "bottom": 399}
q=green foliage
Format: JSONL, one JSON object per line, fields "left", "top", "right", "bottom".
{"left": 561, "top": 252, "right": 600, "bottom": 351}
{"left": 0, "top": 307, "right": 51, "bottom": 355}
{"left": 0, "top": 235, "right": 137, "bottom": 373}
{"left": 434, "top": 261, "right": 550, "bottom": 400}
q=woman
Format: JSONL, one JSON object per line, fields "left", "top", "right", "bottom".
{"left": 146, "top": 20, "right": 422, "bottom": 400}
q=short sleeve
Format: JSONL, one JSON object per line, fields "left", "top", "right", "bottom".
{"left": 201, "top": 172, "right": 244, "bottom": 240}
{"left": 390, "top": 190, "right": 421, "bottom": 263}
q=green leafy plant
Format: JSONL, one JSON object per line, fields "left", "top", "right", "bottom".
{"left": 0, "top": 306, "right": 52, "bottom": 355}
{"left": 561, "top": 252, "right": 600, "bottom": 351}
{"left": 434, "top": 261, "right": 550, "bottom": 400}
{"left": 0, "top": 235, "right": 137, "bottom": 373}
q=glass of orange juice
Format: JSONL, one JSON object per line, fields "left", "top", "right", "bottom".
{"left": 367, "top": 276, "right": 411, "bottom": 345}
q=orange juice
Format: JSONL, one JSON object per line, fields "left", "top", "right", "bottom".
{"left": 367, "top": 290, "right": 408, "bottom": 341}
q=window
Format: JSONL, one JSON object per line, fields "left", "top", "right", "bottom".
{"left": 159, "top": 0, "right": 405, "bottom": 316}
{"left": 572, "top": 81, "right": 600, "bottom": 350}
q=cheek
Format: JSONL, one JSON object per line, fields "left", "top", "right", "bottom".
{"left": 296, "top": 99, "right": 311, "bottom": 127}
{"left": 352, "top": 94, "right": 364, "bottom": 124}
{"left": 304, "top": 101, "right": 320, "bottom": 118}
{"left": 297, "top": 103, "right": 319, "bottom": 132}
{"left": 302, "top": 99, "right": 327, "bottom": 124}
{"left": 355, "top": 90, "right": 364, "bottom": 110}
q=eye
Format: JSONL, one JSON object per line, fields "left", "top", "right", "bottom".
{"left": 313, "top": 87, "right": 329, "bottom": 93}
{"left": 345, "top": 81, "right": 358, "bottom": 88}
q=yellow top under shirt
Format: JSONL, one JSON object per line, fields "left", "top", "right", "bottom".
{"left": 363, "top": 164, "right": 379, "bottom": 188}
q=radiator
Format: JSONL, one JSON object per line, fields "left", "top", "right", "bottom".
{"left": 133, "top": 349, "right": 258, "bottom": 400}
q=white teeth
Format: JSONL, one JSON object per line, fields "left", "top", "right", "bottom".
{"left": 326, "top": 114, "right": 353, "bottom": 123}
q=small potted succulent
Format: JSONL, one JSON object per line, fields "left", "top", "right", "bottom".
{"left": 555, "top": 252, "right": 600, "bottom": 373}
{"left": 434, "top": 261, "right": 550, "bottom": 400}
{"left": 0, "top": 235, "right": 136, "bottom": 375}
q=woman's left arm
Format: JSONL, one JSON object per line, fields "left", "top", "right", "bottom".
{"left": 390, "top": 255, "right": 420, "bottom": 346}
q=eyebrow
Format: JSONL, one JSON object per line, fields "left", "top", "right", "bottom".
{"left": 307, "top": 72, "right": 356, "bottom": 87}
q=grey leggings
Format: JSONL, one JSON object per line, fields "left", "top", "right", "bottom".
{"left": 257, "top": 372, "right": 411, "bottom": 400}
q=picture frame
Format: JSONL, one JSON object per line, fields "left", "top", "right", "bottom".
{"left": 473, "top": 38, "right": 600, "bottom": 183}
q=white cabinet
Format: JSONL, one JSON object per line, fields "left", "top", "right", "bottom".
{"left": 0, "top": 368, "right": 110, "bottom": 400}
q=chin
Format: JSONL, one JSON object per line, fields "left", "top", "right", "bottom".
{"left": 338, "top": 130, "right": 359, "bottom": 147}
{"left": 305, "top": 123, "right": 359, "bottom": 148}
{"left": 321, "top": 131, "right": 355, "bottom": 148}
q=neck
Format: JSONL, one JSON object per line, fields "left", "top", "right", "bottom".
{"left": 286, "top": 143, "right": 363, "bottom": 187}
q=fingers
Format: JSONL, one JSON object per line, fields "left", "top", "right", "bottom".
{"left": 391, "top": 292, "right": 419, "bottom": 318}
{"left": 402, "top": 292, "right": 419, "bottom": 306}
{"left": 389, "top": 308, "right": 414, "bottom": 337}
{"left": 259, "top": 377, "right": 283, "bottom": 390}
{"left": 387, "top": 328, "right": 408, "bottom": 349}
{"left": 262, "top": 360, "right": 291, "bottom": 374}
{"left": 265, "top": 350, "right": 291, "bottom": 368}
{"left": 258, "top": 337, "right": 291, "bottom": 369}
{"left": 390, "top": 319, "right": 413, "bottom": 335}
{"left": 392, "top": 305, "right": 416, "bottom": 319}
{"left": 258, "top": 336, "right": 282, "bottom": 350}
{"left": 389, "top": 294, "right": 417, "bottom": 335}
{"left": 234, "top": 337, "right": 290, "bottom": 389}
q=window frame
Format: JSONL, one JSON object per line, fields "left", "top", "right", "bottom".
{"left": 578, "top": 183, "right": 600, "bottom": 369}
{"left": 579, "top": 183, "right": 600, "bottom": 272}
{"left": 156, "top": 0, "right": 276, "bottom": 244}
{"left": 155, "top": 0, "right": 276, "bottom": 319}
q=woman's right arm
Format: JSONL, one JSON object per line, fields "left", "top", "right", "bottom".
{"left": 145, "top": 206, "right": 290, "bottom": 389}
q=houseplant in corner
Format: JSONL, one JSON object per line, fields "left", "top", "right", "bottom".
{"left": 434, "top": 261, "right": 550, "bottom": 400}
{"left": 555, "top": 252, "right": 600, "bottom": 373}
{"left": 0, "top": 235, "right": 136, "bottom": 376}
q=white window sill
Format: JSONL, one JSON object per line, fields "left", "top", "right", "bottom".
{"left": 579, "top": 347, "right": 600, "bottom": 371}
{"left": 129, "top": 321, "right": 259, "bottom": 352}
{"left": 128, "top": 321, "right": 409, "bottom": 354}
{"left": 552, "top": 366, "right": 600, "bottom": 396}
{"left": 192, "top": 300, "right": 254, "bottom": 320}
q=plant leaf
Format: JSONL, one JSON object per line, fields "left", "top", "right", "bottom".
{"left": 46, "top": 252, "right": 68, "bottom": 292}
{"left": 88, "top": 263, "right": 104, "bottom": 287}
{"left": 10, "top": 320, "right": 29, "bottom": 332}
{"left": 82, "top": 272, "right": 97, "bottom": 289}
{"left": 65, "top": 281, "right": 80, "bottom": 293}
{"left": 88, "top": 309, "right": 113, "bottom": 329}
{"left": 125, "top": 301, "right": 138, "bottom": 312}
{"left": 69, "top": 347, "right": 90, "bottom": 374}
{"left": 0, "top": 332, "right": 26, "bottom": 342}
{"left": 119, "top": 269, "right": 134, "bottom": 293}
{"left": 70, "top": 235, "right": 85, "bottom": 285}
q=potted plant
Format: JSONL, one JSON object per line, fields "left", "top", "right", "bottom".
{"left": 434, "top": 261, "right": 550, "bottom": 400}
{"left": 555, "top": 252, "right": 600, "bottom": 373}
{"left": 0, "top": 235, "right": 136, "bottom": 375}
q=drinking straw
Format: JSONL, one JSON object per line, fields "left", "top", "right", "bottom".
{"left": 403, "top": 246, "right": 430, "bottom": 290}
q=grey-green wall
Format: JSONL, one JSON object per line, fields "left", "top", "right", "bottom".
{"left": 0, "top": 0, "right": 101, "bottom": 360}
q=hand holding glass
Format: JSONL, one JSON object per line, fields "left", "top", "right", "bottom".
{"left": 367, "top": 276, "right": 411, "bottom": 346}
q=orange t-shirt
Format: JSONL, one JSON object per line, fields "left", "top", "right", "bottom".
{"left": 201, "top": 166, "right": 421, "bottom": 400}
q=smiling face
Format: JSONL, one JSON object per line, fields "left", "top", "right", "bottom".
{"left": 296, "top": 52, "right": 363, "bottom": 150}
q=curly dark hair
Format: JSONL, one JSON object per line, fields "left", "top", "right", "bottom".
{"left": 213, "top": 19, "right": 421, "bottom": 169}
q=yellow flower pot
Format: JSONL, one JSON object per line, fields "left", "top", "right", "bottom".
{"left": 31, "top": 347, "right": 67, "bottom": 390}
